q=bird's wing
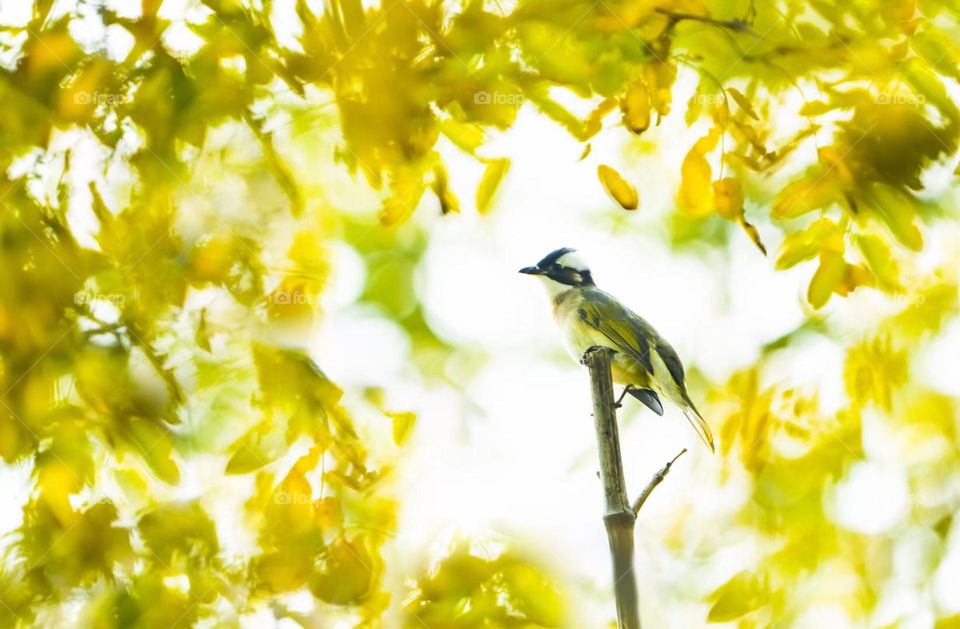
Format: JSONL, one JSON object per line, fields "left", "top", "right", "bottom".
{"left": 655, "top": 339, "right": 715, "bottom": 451}
{"left": 653, "top": 338, "right": 686, "bottom": 389}
{"left": 575, "top": 292, "right": 654, "bottom": 375}
{"left": 577, "top": 290, "right": 715, "bottom": 452}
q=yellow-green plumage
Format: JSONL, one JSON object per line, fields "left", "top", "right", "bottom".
{"left": 555, "top": 287, "right": 715, "bottom": 452}
{"left": 521, "top": 247, "right": 714, "bottom": 451}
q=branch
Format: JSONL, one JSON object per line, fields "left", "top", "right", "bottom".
{"left": 632, "top": 449, "right": 687, "bottom": 516}
{"left": 581, "top": 346, "right": 640, "bottom": 629}
{"left": 655, "top": 8, "right": 754, "bottom": 35}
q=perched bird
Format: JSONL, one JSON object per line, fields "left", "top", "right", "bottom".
{"left": 520, "top": 247, "right": 714, "bottom": 452}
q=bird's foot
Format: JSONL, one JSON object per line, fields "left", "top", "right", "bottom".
{"left": 614, "top": 385, "right": 635, "bottom": 409}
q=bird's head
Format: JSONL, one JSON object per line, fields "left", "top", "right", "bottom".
{"left": 519, "top": 247, "right": 595, "bottom": 295}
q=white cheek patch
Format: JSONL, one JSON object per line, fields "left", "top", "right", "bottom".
{"left": 537, "top": 274, "right": 572, "bottom": 297}
{"left": 555, "top": 251, "right": 589, "bottom": 272}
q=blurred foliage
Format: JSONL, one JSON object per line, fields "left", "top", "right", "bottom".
{"left": 402, "top": 540, "right": 565, "bottom": 627}
{"left": 700, "top": 266, "right": 960, "bottom": 626}
{"left": 0, "top": 0, "right": 958, "bottom": 626}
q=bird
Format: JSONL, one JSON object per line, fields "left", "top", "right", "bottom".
{"left": 520, "top": 247, "right": 714, "bottom": 452}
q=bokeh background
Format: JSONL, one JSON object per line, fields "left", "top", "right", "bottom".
{"left": 1, "top": 0, "right": 959, "bottom": 627}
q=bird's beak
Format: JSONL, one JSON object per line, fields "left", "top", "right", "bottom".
{"left": 519, "top": 266, "right": 543, "bottom": 275}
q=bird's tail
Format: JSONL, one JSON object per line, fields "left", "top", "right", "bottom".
{"left": 681, "top": 395, "right": 715, "bottom": 453}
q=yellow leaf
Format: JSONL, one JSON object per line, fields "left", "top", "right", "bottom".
{"left": 678, "top": 131, "right": 721, "bottom": 216}
{"left": 800, "top": 100, "right": 833, "bottom": 116}
{"left": 693, "top": 127, "right": 722, "bottom": 154}
{"left": 772, "top": 176, "right": 838, "bottom": 219}
{"left": 523, "top": 88, "right": 584, "bottom": 138}
{"left": 836, "top": 263, "right": 873, "bottom": 296}
{"left": 584, "top": 97, "right": 617, "bottom": 140}
{"left": 189, "top": 235, "right": 235, "bottom": 284}
{"left": 620, "top": 82, "right": 651, "bottom": 134}
{"left": 597, "top": 165, "right": 639, "bottom": 210}
{"left": 726, "top": 87, "right": 759, "bottom": 120}
{"left": 195, "top": 309, "right": 211, "bottom": 352}
{"left": 708, "top": 570, "right": 768, "bottom": 622}
{"left": 775, "top": 218, "right": 842, "bottom": 269}
{"left": 39, "top": 459, "right": 81, "bottom": 526}
{"left": 644, "top": 61, "right": 676, "bottom": 116}
{"left": 380, "top": 171, "right": 426, "bottom": 226}
{"left": 713, "top": 178, "right": 767, "bottom": 254}
{"left": 817, "top": 146, "right": 853, "bottom": 184}
{"left": 844, "top": 337, "right": 907, "bottom": 411}
{"left": 387, "top": 411, "right": 416, "bottom": 445}
{"left": 679, "top": 153, "right": 712, "bottom": 214}
{"left": 869, "top": 184, "right": 923, "bottom": 251}
{"left": 255, "top": 549, "right": 313, "bottom": 592}
{"left": 226, "top": 423, "right": 285, "bottom": 475}
{"left": 807, "top": 251, "right": 847, "bottom": 309}
{"left": 712, "top": 178, "right": 743, "bottom": 220}
{"left": 857, "top": 234, "right": 901, "bottom": 291}
{"left": 440, "top": 119, "right": 485, "bottom": 154}
{"left": 476, "top": 158, "right": 510, "bottom": 215}
{"left": 739, "top": 218, "right": 767, "bottom": 256}
{"left": 311, "top": 536, "right": 376, "bottom": 604}
{"left": 58, "top": 59, "right": 112, "bottom": 123}
{"left": 127, "top": 417, "right": 180, "bottom": 484}
{"left": 432, "top": 164, "right": 460, "bottom": 215}
{"left": 138, "top": 502, "right": 218, "bottom": 564}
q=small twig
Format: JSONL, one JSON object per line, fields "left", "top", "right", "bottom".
{"left": 632, "top": 449, "right": 687, "bottom": 516}
{"left": 655, "top": 8, "right": 755, "bottom": 35}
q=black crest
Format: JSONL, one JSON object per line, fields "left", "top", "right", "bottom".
{"left": 536, "top": 247, "right": 576, "bottom": 269}
{"left": 531, "top": 247, "right": 594, "bottom": 287}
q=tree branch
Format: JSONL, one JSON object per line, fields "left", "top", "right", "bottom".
{"left": 632, "top": 449, "right": 687, "bottom": 516}
{"left": 581, "top": 346, "right": 640, "bottom": 629}
{"left": 655, "top": 8, "right": 755, "bottom": 35}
